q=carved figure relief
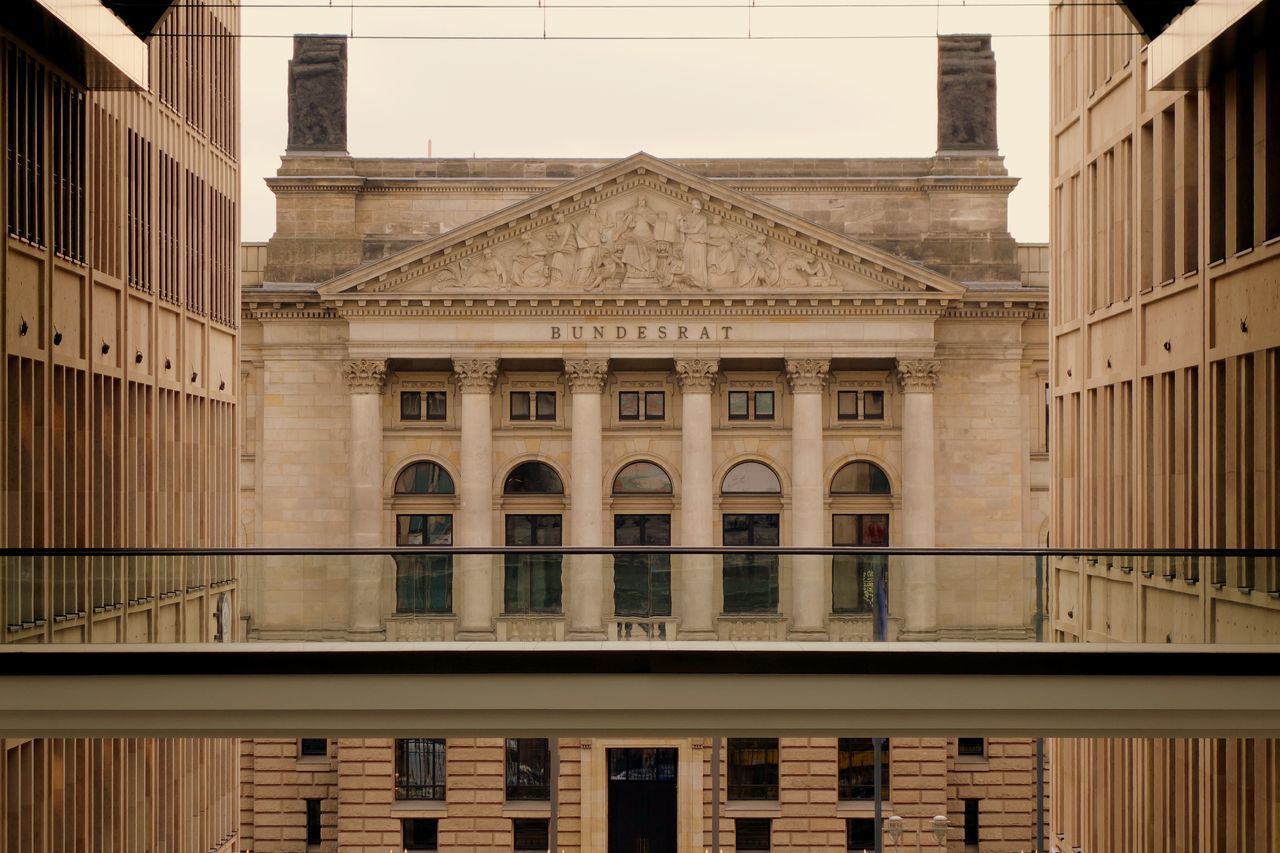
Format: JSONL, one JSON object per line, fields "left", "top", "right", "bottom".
{"left": 418, "top": 189, "right": 858, "bottom": 294}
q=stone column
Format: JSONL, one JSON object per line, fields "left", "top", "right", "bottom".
{"left": 675, "top": 358, "right": 719, "bottom": 639}
{"left": 565, "top": 358, "right": 609, "bottom": 639}
{"left": 785, "top": 358, "right": 830, "bottom": 639}
{"left": 343, "top": 359, "right": 387, "bottom": 635}
{"left": 454, "top": 357, "right": 499, "bottom": 639}
{"left": 897, "top": 358, "right": 941, "bottom": 640}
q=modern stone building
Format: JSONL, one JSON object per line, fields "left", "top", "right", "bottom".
{"left": 1049, "top": 0, "right": 1280, "bottom": 849}
{"left": 239, "top": 34, "right": 1048, "bottom": 852}
{"left": 0, "top": 1, "right": 241, "bottom": 851}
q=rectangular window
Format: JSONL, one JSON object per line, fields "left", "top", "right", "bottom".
{"left": 847, "top": 818, "right": 876, "bottom": 851}
{"left": 832, "top": 515, "right": 889, "bottom": 614}
{"left": 395, "top": 515, "right": 453, "bottom": 614}
{"left": 838, "top": 391, "right": 859, "bottom": 420}
{"left": 727, "top": 738, "right": 779, "bottom": 800}
{"left": 536, "top": 391, "right": 557, "bottom": 420}
{"left": 425, "top": 391, "right": 447, "bottom": 420}
{"left": 735, "top": 818, "right": 772, "bottom": 850}
{"left": 504, "top": 515, "right": 563, "bottom": 613}
{"left": 722, "top": 515, "right": 780, "bottom": 613}
{"left": 964, "top": 799, "right": 980, "bottom": 845}
{"left": 50, "top": 76, "right": 84, "bottom": 264}
{"left": 753, "top": 391, "right": 775, "bottom": 420}
{"left": 838, "top": 738, "right": 890, "bottom": 800}
{"left": 513, "top": 818, "right": 550, "bottom": 851}
{"left": 300, "top": 738, "right": 327, "bottom": 757}
{"left": 957, "top": 737, "right": 985, "bottom": 757}
{"left": 402, "top": 818, "right": 438, "bottom": 851}
{"left": 863, "top": 391, "right": 884, "bottom": 420}
{"left": 401, "top": 391, "right": 422, "bottom": 420}
{"left": 6, "top": 44, "right": 45, "bottom": 247}
{"left": 511, "top": 391, "right": 532, "bottom": 420}
{"left": 395, "top": 738, "right": 446, "bottom": 800}
{"left": 728, "top": 390, "right": 750, "bottom": 419}
{"left": 613, "top": 514, "right": 672, "bottom": 617}
{"left": 305, "top": 798, "right": 322, "bottom": 845}
{"left": 645, "top": 391, "right": 665, "bottom": 419}
{"left": 505, "top": 738, "right": 551, "bottom": 801}
{"left": 620, "top": 391, "right": 641, "bottom": 420}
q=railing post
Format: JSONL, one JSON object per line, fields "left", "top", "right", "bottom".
{"left": 1034, "top": 553, "right": 1045, "bottom": 643}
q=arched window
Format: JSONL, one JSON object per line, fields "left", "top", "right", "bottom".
{"left": 504, "top": 461, "right": 564, "bottom": 495}
{"left": 394, "top": 461, "right": 455, "bottom": 495}
{"left": 721, "top": 461, "right": 782, "bottom": 495}
{"left": 830, "top": 461, "right": 891, "bottom": 495}
{"left": 612, "top": 461, "right": 673, "bottom": 495}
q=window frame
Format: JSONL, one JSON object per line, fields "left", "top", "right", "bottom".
{"left": 503, "top": 514, "right": 564, "bottom": 614}
{"left": 402, "top": 818, "right": 439, "bottom": 851}
{"left": 505, "top": 738, "right": 552, "bottom": 801}
{"left": 837, "top": 737, "right": 891, "bottom": 801}
{"left": 726, "top": 737, "right": 779, "bottom": 801}
{"left": 619, "top": 389, "right": 666, "bottom": 421}
{"left": 831, "top": 514, "right": 889, "bottom": 615}
{"left": 735, "top": 817, "right": 773, "bottom": 851}
{"left": 846, "top": 818, "right": 876, "bottom": 851}
{"left": 513, "top": 817, "right": 551, "bottom": 851}
{"left": 299, "top": 738, "right": 328, "bottom": 758}
{"left": 394, "top": 738, "right": 447, "bottom": 801}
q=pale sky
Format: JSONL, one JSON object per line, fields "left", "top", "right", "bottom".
{"left": 239, "top": 1, "right": 1050, "bottom": 243}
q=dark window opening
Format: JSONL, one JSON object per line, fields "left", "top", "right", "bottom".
{"left": 504, "top": 515, "right": 563, "bottom": 614}
{"left": 838, "top": 738, "right": 890, "bottom": 800}
{"left": 620, "top": 390, "right": 666, "bottom": 421}
{"left": 722, "top": 514, "right": 779, "bottom": 613}
{"left": 300, "top": 738, "right": 327, "bottom": 757}
{"left": 402, "top": 818, "right": 438, "bottom": 851}
{"left": 536, "top": 390, "right": 557, "bottom": 420}
{"left": 613, "top": 514, "right": 672, "bottom": 617}
{"left": 728, "top": 390, "right": 750, "bottom": 419}
{"left": 394, "top": 461, "right": 455, "bottom": 495}
{"left": 727, "top": 738, "right": 778, "bottom": 800}
{"left": 504, "top": 461, "right": 565, "bottom": 494}
{"left": 838, "top": 390, "right": 858, "bottom": 419}
{"left": 305, "top": 798, "right": 322, "bottom": 845}
{"left": 511, "top": 391, "right": 531, "bottom": 420}
{"left": 505, "top": 738, "right": 551, "bottom": 801}
{"left": 735, "top": 818, "right": 772, "bottom": 850}
{"left": 964, "top": 798, "right": 980, "bottom": 845}
{"left": 846, "top": 818, "right": 876, "bottom": 851}
{"left": 831, "top": 461, "right": 891, "bottom": 495}
{"left": 958, "top": 738, "right": 986, "bottom": 757}
{"left": 401, "top": 391, "right": 422, "bottom": 420}
{"left": 425, "top": 390, "right": 447, "bottom": 420}
{"left": 754, "top": 391, "right": 775, "bottom": 420}
{"left": 395, "top": 738, "right": 446, "bottom": 800}
{"left": 395, "top": 514, "right": 453, "bottom": 614}
{"left": 513, "top": 818, "right": 550, "bottom": 851}
{"left": 863, "top": 391, "right": 884, "bottom": 419}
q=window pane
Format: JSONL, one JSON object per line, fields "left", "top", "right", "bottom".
{"left": 511, "top": 391, "right": 531, "bottom": 420}
{"left": 838, "top": 390, "right": 858, "bottom": 419}
{"left": 958, "top": 737, "right": 985, "bottom": 757}
{"left": 505, "top": 738, "right": 551, "bottom": 800}
{"left": 753, "top": 391, "right": 774, "bottom": 419}
{"left": 964, "top": 799, "right": 980, "bottom": 845}
{"left": 395, "top": 552, "right": 453, "bottom": 614}
{"left": 613, "top": 515, "right": 671, "bottom": 617}
{"left": 505, "top": 516, "right": 562, "bottom": 613}
{"left": 300, "top": 738, "right": 327, "bottom": 757}
{"left": 722, "top": 461, "right": 781, "bottom": 494}
{"left": 403, "top": 818, "right": 438, "bottom": 851}
{"left": 832, "top": 514, "right": 857, "bottom": 546}
{"left": 425, "top": 391, "right": 447, "bottom": 420}
{"left": 400, "top": 391, "right": 422, "bottom": 420}
{"left": 612, "top": 461, "right": 673, "bottom": 494}
{"left": 645, "top": 391, "right": 665, "bottom": 419}
{"left": 838, "top": 738, "right": 890, "bottom": 800}
{"left": 395, "top": 739, "right": 446, "bottom": 800}
{"left": 863, "top": 390, "right": 884, "bottom": 419}
{"left": 504, "top": 462, "right": 564, "bottom": 494}
{"left": 513, "top": 818, "right": 550, "bottom": 851}
{"left": 831, "top": 461, "right": 891, "bottom": 495}
{"left": 609, "top": 747, "right": 678, "bottom": 781}
{"left": 861, "top": 514, "right": 889, "bottom": 546}
{"left": 727, "top": 739, "right": 778, "bottom": 800}
{"left": 728, "top": 390, "right": 749, "bottom": 419}
{"left": 535, "top": 391, "right": 557, "bottom": 420}
{"left": 736, "top": 818, "right": 772, "bottom": 851}
{"left": 619, "top": 391, "right": 640, "bottom": 420}
{"left": 847, "top": 818, "right": 876, "bottom": 850}
{"left": 306, "top": 799, "right": 322, "bottom": 845}
{"left": 395, "top": 461, "right": 455, "bottom": 495}
{"left": 832, "top": 554, "right": 883, "bottom": 614}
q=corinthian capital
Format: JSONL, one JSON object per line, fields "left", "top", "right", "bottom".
{"left": 784, "top": 358, "right": 830, "bottom": 392}
{"left": 342, "top": 359, "right": 387, "bottom": 394}
{"left": 896, "top": 358, "right": 941, "bottom": 392}
{"left": 675, "top": 358, "right": 719, "bottom": 393}
{"left": 453, "top": 357, "right": 500, "bottom": 393}
{"left": 564, "top": 358, "right": 609, "bottom": 393}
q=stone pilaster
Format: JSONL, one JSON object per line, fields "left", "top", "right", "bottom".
{"left": 785, "top": 359, "right": 830, "bottom": 639}
{"left": 676, "top": 358, "right": 719, "bottom": 639}
{"left": 454, "top": 357, "right": 499, "bottom": 638}
{"left": 897, "top": 358, "right": 941, "bottom": 640}
{"left": 565, "top": 358, "right": 609, "bottom": 638}
{"left": 343, "top": 359, "right": 386, "bottom": 636}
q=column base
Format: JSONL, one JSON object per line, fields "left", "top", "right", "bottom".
{"left": 896, "top": 629, "right": 941, "bottom": 642}
{"left": 455, "top": 629, "right": 497, "bottom": 641}
{"left": 676, "top": 629, "right": 719, "bottom": 641}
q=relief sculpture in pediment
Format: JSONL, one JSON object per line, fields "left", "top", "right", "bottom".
{"left": 420, "top": 190, "right": 852, "bottom": 294}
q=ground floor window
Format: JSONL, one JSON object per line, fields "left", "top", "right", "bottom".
{"left": 964, "top": 798, "right": 980, "bottom": 845}
{"left": 402, "top": 818, "right": 438, "bottom": 851}
{"left": 613, "top": 514, "right": 672, "bottom": 617}
{"left": 722, "top": 514, "right": 779, "bottom": 613}
{"left": 846, "top": 818, "right": 876, "bottom": 851}
{"left": 505, "top": 738, "right": 552, "bottom": 800}
{"left": 395, "top": 514, "right": 453, "bottom": 614}
{"left": 837, "top": 737, "right": 890, "bottom": 800}
{"left": 735, "top": 817, "right": 773, "bottom": 850}
{"left": 395, "top": 738, "right": 446, "bottom": 800}
{"left": 513, "top": 818, "right": 550, "bottom": 851}
{"left": 727, "top": 737, "right": 779, "bottom": 800}
{"left": 504, "top": 514, "right": 563, "bottom": 613}
{"left": 305, "top": 798, "right": 322, "bottom": 845}
{"left": 831, "top": 513, "right": 888, "bottom": 614}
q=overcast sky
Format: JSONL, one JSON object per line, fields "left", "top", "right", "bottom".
{"left": 239, "top": 1, "right": 1050, "bottom": 243}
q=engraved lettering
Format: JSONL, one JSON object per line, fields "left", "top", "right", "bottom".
{"left": 678, "top": 326, "right": 689, "bottom": 340}
{"left": 616, "top": 326, "right": 627, "bottom": 339}
{"left": 594, "top": 326, "right": 605, "bottom": 340}
{"left": 571, "top": 325, "right": 583, "bottom": 340}
{"left": 637, "top": 326, "right": 647, "bottom": 340}
{"left": 658, "top": 326, "right": 668, "bottom": 340}
{"left": 700, "top": 326, "right": 711, "bottom": 340}
{"left": 722, "top": 326, "right": 733, "bottom": 340}
{"left": 550, "top": 326, "right": 562, "bottom": 340}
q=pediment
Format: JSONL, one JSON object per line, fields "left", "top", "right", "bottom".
{"left": 319, "top": 153, "right": 966, "bottom": 298}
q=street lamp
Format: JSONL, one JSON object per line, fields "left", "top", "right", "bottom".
{"left": 884, "top": 814, "right": 950, "bottom": 851}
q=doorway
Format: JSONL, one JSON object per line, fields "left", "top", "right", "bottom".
{"left": 607, "top": 747, "right": 678, "bottom": 853}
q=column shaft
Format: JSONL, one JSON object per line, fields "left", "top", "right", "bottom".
{"left": 343, "top": 359, "right": 387, "bottom": 635}
{"left": 786, "top": 358, "right": 830, "bottom": 638}
{"left": 454, "top": 358, "right": 499, "bottom": 638}
{"left": 898, "top": 359, "right": 941, "bottom": 640}
{"left": 676, "top": 359, "right": 719, "bottom": 638}
{"left": 566, "top": 359, "right": 609, "bottom": 638}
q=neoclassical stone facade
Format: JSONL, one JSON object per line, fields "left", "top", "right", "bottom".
{"left": 239, "top": 33, "right": 1048, "bottom": 853}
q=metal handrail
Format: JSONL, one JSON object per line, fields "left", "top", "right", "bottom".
{"left": 2, "top": 547, "right": 1278, "bottom": 557}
